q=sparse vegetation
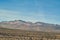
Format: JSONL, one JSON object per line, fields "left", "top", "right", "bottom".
{"left": 0, "top": 28, "right": 60, "bottom": 40}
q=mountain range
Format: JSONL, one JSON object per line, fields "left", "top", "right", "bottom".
{"left": 0, "top": 20, "right": 60, "bottom": 32}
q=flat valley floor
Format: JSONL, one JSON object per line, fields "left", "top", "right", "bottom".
{"left": 0, "top": 28, "right": 60, "bottom": 40}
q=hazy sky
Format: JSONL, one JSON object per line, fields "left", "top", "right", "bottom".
{"left": 0, "top": 0, "right": 60, "bottom": 24}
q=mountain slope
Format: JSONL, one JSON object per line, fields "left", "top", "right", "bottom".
{"left": 0, "top": 20, "right": 60, "bottom": 32}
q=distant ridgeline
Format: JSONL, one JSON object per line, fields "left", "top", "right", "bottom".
{"left": 0, "top": 20, "right": 60, "bottom": 32}
{"left": 0, "top": 28, "right": 60, "bottom": 40}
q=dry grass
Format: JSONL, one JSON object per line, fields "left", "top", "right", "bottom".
{"left": 0, "top": 28, "right": 60, "bottom": 40}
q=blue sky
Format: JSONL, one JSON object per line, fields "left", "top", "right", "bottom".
{"left": 0, "top": 0, "right": 60, "bottom": 24}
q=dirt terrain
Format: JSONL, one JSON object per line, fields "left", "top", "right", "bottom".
{"left": 0, "top": 28, "right": 60, "bottom": 40}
